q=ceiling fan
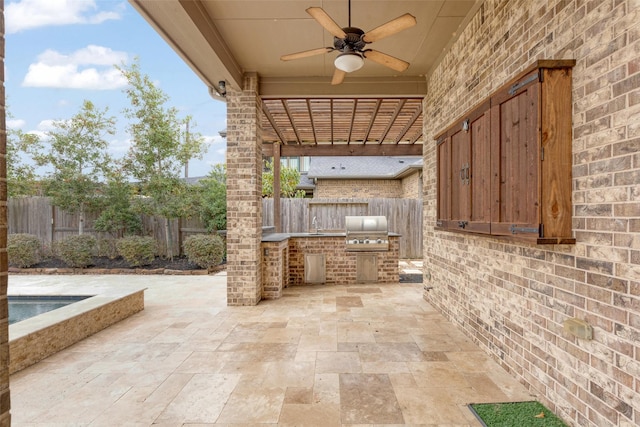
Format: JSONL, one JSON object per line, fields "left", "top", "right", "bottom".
{"left": 280, "top": 0, "right": 416, "bottom": 85}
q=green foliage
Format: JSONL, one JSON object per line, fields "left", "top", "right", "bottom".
{"left": 33, "top": 100, "right": 116, "bottom": 234}
{"left": 95, "top": 238, "right": 119, "bottom": 259}
{"left": 182, "top": 234, "right": 225, "bottom": 269}
{"left": 197, "top": 163, "right": 227, "bottom": 232}
{"left": 55, "top": 234, "right": 97, "bottom": 268}
{"left": 117, "top": 59, "right": 207, "bottom": 182}
{"left": 7, "top": 234, "right": 42, "bottom": 268}
{"left": 116, "top": 236, "right": 157, "bottom": 267}
{"left": 7, "top": 129, "right": 40, "bottom": 197}
{"left": 470, "top": 401, "right": 568, "bottom": 427}
{"left": 262, "top": 160, "right": 306, "bottom": 198}
{"left": 94, "top": 172, "right": 142, "bottom": 237}
{"left": 117, "top": 58, "right": 208, "bottom": 258}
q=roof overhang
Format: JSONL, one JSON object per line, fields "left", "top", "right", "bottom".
{"left": 130, "top": 0, "right": 482, "bottom": 152}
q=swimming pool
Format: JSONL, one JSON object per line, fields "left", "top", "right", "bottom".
{"left": 8, "top": 295, "right": 92, "bottom": 325}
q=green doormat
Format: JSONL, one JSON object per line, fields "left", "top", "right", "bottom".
{"left": 469, "top": 401, "right": 568, "bottom": 427}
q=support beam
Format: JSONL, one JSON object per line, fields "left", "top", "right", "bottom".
{"left": 262, "top": 143, "right": 423, "bottom": 157}
{"left": 226, "top": 73, "right": 263, "bottom": 306}
{"left": 273, "top": 143, "right": 281, "bottom": 233}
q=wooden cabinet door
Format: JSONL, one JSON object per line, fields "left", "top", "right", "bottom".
{"left": 436, "top": 136, "right": 451, "bottom": 228}
{"left": 468, "top": 105, "right": 491, "bottom": 233}
{"left": 490, "top": 69, "right": 541, "bottom": 237}
{"left": 436, "top": 101, "right": 490, "bottom": 233}
{"left": 450, "top": 128, "right": 471, "bottom": 228}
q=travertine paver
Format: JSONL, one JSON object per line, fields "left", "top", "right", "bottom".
{"left": 9, "top": 270, "right": 533, "bottom": 426}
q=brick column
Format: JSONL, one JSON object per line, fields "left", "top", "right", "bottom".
{"left": 225, "top": 73, "right": 263, "bottom": 306}
{"left": 0, "top": 1, "right": 10, "bottom": 424}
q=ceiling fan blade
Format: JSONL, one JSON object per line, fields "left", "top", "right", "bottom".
{"left": 281, "top": 47, "right": 333, "bottom": 61}
{"left": 331, "top": 68, "right": 346, "bottom": 85}
{"left": 363, "top": 50, "right": 410, "bottom": 72}
{"left": 306, "top": 7, "right": 347, "bottom": 39}
{"left": 362, "top": 13, "right": 417, "bottom": 43}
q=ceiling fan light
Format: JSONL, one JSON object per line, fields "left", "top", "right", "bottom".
{"left": 334, "top": 53, "right": 364, "bottom": 73}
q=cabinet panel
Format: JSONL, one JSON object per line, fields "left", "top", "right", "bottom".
{"left": 437, "top": 137, "right": 451, "bottom": 227}
{"left": 469, "top": 110, "right": 491, "bottom": 233}
{"left": 435, "top": 60, "right": 575, "bottom": 244}
{"left": 451, "top": 129, "right": 470, "bottom": 224}
{"left": 491, "top": 72, "right": 540, "bottom": 237}
{"left": 436, "top": 101, "right": 490, "bottom": 233}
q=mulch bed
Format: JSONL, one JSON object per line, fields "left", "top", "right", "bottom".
{"left": 10, "top": 256, "right": 225, "bottom": 275}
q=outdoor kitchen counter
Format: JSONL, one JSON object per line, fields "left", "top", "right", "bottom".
{"left": 261, "top": 232, "right": 400, "bottom": 242}
{"left": 261, "top": 232, "right": 347, "bottom": 242}
{"left": 260, "top": 232, "right": 400, "bottom": 300}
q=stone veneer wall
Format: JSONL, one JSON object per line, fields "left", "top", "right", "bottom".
{"left": 423, "top": 1, "right": 639, "bottom": 426}
{"left": 0, "top": 0, "right": 9, "bottom": 423}
{"left": 288, "top": 236, "right": 399, "bottom": 285}
{"left": 314, "top": 179, "right": 403, "bottom": 198}
{"left": 9, "top": 291, "right": 145, "bottom": 374}
{"left": 226, "top": 73, "right": 263, "bottom": 306}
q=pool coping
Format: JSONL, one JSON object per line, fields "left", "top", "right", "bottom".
{"left": 8, "top": 286, "right": 146, "bottom": 374}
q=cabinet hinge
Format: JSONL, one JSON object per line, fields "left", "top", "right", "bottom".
{"left": 508, "top": 71, "right": 540, "bottom": 95}
{"left": 510, "top": 224, "right": 541, "bottom": 235}
{"left": 458, "top": 221, "right": 468, "bottom": 229}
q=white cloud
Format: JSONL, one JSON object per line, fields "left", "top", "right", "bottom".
{"left": 23, "top": 45, "right": 129, "bottom": 90}
{"left": 26, "top": 130, "right": 47, "bottom": 140}
{"left": 6, "top": 119, "right": 25, "bottom": 129}
{"left": 6, "top": 0, "right": 123, "bottom": 34}
{"left": 203, "top": 134, "right": 225, "bottom": 145}
{"left": 36, "top": 119, "right": 57, "bottom": 132}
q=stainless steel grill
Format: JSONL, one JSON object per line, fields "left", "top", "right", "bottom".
{"left": 345, "top": 216, "right": 389, "bottom": 252}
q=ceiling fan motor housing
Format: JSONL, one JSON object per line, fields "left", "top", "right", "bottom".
{"left": 334, "top": 27, "right": 367, "bottom": 51}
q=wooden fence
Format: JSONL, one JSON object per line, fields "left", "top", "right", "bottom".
{"left": 8, "top": 196, "right": 423, "bottom": 258}
{"left": 263, "top": 198, "right": 422, "bottom": 258}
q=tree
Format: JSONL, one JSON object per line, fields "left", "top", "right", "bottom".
{"left": 117, "top": 59, "right": 207, "bottom": 258}
{"left": 197, "top": 163, "right": 227, "bottom": 232}
{"left": 93, "top": 169, "right": 142, "bottom": 239}
{"left": 33, "top": 100, "right": 115, "bottom": 234}
{"left": 6, "top": 128, "right": 40, "bottom": 197}
{"left": 262, "top": 160, "right": 306, "bottom": 198}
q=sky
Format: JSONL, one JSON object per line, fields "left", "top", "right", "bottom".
{"left": 5, "top": 0, "right": 228, "bottom": 178}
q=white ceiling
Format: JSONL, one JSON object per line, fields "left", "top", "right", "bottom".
{"left": 130, "top": 0, "right": 481, "bottom": 97}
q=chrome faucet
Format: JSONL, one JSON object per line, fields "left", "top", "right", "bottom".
{"left": 312, "top": 216, "right": 319, "bottom": 233}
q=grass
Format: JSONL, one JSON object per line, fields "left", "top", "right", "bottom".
{"left": 469, "top": 401, "right": 568, "bottom": 427}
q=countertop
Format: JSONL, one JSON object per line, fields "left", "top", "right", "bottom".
{"left": 261, "top": 232, "right": 400, "bottom": 242}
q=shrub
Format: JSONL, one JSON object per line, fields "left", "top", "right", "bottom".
{"left": 116, "top": 236, "right": 157, "bottom": 267}
{"left": 96, "top": 238, "right": 118, "bottom": 259}
{"left": 8, "top": 234, "right": 42, "bottom": 268}
{"left": 183, "top": 234, "right": 225, "bottom": 269}
{"left": 55, "top": 234, "right": 96, "bottom": 268}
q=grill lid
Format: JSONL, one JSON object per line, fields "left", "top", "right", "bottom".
{"left": 345, "top": 216, "right": 388, "bottom": 234}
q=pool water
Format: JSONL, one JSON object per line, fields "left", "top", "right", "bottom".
{"left": 9, "top": 296, "right": 92, "bottom": 325}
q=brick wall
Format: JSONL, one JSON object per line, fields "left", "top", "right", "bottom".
{"left": 423, "top": 1, "right": 639, "bottom": 426}
{"left": 288, "top": 236, "right": 399, "bottom": 285}
{"left": 401, "top": 171, "right": 421, "bottom": 199}
{"left": 226, "top": 73, "right": 263, "bottom": 306}
{"left": 315, "top": 179, "right": 403, "bottom": 198}
{"left": 261, "top": 239, "right": 289, "bottom": 299}
{"left": 0, "top": 0, "right": 10, "bottom": 422}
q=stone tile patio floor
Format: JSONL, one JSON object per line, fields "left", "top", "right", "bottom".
{"left": 9, "top": 263, "right": 533, "bottom": 426}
